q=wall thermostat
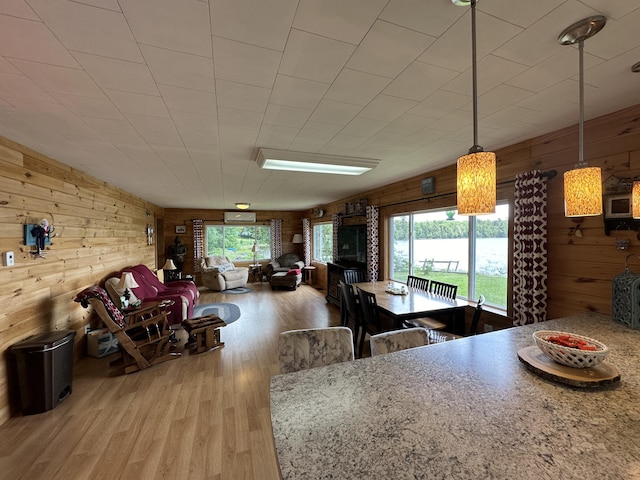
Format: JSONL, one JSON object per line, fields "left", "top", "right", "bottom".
{"left": 3, "top": 251, "right": 14, "bottom": 266}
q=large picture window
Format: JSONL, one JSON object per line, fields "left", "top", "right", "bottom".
{"left": 313, "top": 222, "right": 333, "bottom": 263}
{"left": 205, "top": 225, "right": 271, "bottom": 262}
{"left": 389, "top": 204, "right": 509, "bottom": 309}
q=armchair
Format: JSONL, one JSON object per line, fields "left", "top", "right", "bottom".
{"left": 75, "top": 286, "right": 180, "bottom": 374}
{"left": 266, "top": 253, "right": 304, "bottom": 279}
{"left": 200, "top": 256, "right": 249, "bottom": 291}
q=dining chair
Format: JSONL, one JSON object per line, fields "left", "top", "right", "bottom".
{"left": 429, "top": 280, "right": 458, "bottom": 299}
{"left": 356, "top": 286, "right": 384, "bottom": 358}
{"left": 339, "top": 280, "right": 360, "bottom": 347}
{"left": 343, "top": 269, "right": 367, "bottom": 284}
{"left": 370, "top": 327, "right": 430, "bottom": 356}
{"left": 278, "top": 327, "right": 354, "bottom": 374}
{"left": 468, "top": 295, "right": 486, "bottom": 336}
{"left": 407, "top": 275, "right": 429, "bottom": 292}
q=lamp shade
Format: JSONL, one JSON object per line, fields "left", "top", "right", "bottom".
{"left": 456, "top": 151, "right": 496, "bottom": 215}
{"left": 117, "top": 271, "right": 139, "bottom": 290}
{"left": 292, "top": 233, "right": 303, "bottom": 243}
{"left": 633, "top": 182, "right": 640, "bottom": 219}
{"left": 235, "top": 202, "right": 250, "bottom": 210}
{"left": 564, "top": 166, "right": 602, "bottom": 217}
{"left": 162, "top": 259, "right": 177, "bottom": 270}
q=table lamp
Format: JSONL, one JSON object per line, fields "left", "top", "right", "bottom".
{"left": 117, "top": 271, "right": 139, "bottom": 308}
{"left": 163, "top": 259, "right": 178, "bottom": 282}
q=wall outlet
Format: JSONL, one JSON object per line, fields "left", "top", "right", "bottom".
{"left": 2, "top": 251, "right": 14, "bottom": 266}
{"left": 484, "top": 324, "right": 493, "bottom": 332}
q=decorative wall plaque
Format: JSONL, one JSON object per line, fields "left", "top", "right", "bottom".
{"left": 421, "top": 177, "right": 435, "bottom": 194}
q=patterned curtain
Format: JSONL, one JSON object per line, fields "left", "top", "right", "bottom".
{"left": 332, "top": 213, "right": 342, "bottom": 262}
{"left": 192, "top": 219, "right": 203, "bottom": 272}
{"left": 302, "top": 218, "right": 311, "bottom": 266}
{"left": 366, "top": 205, "right": 379, "bottom": 282}
{"left": 513, "top": 170, "right": 548, "bottom": 325}
{"left": 271, "top": 219, "right": 282, "bottom": 259}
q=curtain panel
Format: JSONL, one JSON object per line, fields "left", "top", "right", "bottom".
{"left": 271, "top": 219, "right": 282, "bottom": 259}
{"left": 332, "top": 214, "right": 343, "bottom": 263}
{"left": 302, "top": 218, "right": 311, "bottom": 266}
{"left": 192, "top": 219, "right": 203, "bottom": 272}
{"left": 512, "top": 171, "right": 548, "bottom": 325}
{"left": 366, "top": 205, "right": 379, "bottom": 282}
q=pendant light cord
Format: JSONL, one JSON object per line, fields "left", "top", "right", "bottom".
{"left": 578, "top": 39, "right": 585, "bottom": 167}
{"left": 470, "top": 0, "right": 480, "bottom": 153}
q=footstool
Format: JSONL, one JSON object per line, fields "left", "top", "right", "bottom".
{"left": 182, "top": 314, "right": 226, "bottom": 354}
{"left": 270, "top": 271, "right": 301, "bottom": 290}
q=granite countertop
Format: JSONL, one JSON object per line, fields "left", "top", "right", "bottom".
{"left": 270, "top": 313, "right": 640, "bottom": 479}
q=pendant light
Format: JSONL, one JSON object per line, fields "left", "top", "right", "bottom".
{"left": 454, "top": 0, "right": 496, "bottom": 216}
{"left": 559, "top": 16, "right": 606, "bottom": 217}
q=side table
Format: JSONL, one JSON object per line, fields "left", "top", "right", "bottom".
{"left": 249, "top": 264, "right": 262, "bottom": 283}
{"left": 303, "top": 265, "right": 317, "bottom": 286}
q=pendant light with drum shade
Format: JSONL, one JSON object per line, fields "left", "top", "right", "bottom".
{"left": 453, "top": 0, "right": 496, "bottom": 216}
{"left": 559, "top": 16, "right": 606, "bottom": 217}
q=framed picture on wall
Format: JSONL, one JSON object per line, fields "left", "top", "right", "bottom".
{"left": 175, "top": 225, "right": 186, "bottom": 234}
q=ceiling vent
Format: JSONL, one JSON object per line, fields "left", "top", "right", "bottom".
{"left": 224, "top": 211, "right": 256, "bottom": 223}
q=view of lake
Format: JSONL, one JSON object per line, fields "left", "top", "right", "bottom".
{"left": 395, "top": 238, "right": 509, "bottom": 277}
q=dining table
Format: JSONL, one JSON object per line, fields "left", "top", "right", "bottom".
{"left": 353, "top": 281, "right": 468, "bottom": 334}
{"left": 270, "top": 312, "right": 640, "bottom": 479}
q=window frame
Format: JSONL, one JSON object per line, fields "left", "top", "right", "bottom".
{"left": 312, "top": 221, "right": 333, "bottom": 264}
{"left": 204, "top": 223, "right": 271, "bottom": 263}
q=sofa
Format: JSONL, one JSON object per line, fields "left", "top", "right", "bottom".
{"left": 105, "top": 264, "right": 199, "bottom": 325}
{"left": 200, "top": 256, "right": 249, "bottom": 291}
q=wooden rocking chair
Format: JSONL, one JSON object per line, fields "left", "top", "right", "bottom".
{"left": 75, "top": 286, "right": 180, "bottom": 374}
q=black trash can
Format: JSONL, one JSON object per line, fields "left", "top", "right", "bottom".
{"left": 11, "top": 330, "right": 76, "bottom": 415}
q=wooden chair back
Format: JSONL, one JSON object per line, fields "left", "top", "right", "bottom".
{"left": 429, "top": 280, "right": 457, "bottom": 300}
{"left": 343, "top": 269, "right": 367, "bottom": 284}
{"left": 407, "top": 275, "right": 429, "bottom": 291}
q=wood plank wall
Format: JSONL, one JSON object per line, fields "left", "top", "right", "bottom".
{"left": 307, "top": 103, "right": 640, "bottom": 321}
{"left": 0, "top": 135, "right": 161, "bottom": 425}
{"left": 162, "top": 209, "right": 305, "bottom": 280}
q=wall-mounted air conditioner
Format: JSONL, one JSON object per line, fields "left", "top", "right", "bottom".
{"left": 224, "top": 211, "right": 256, "bottom": 223}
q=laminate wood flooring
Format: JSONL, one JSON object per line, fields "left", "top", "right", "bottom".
{"left": 0, "top": 283, "right": 343, "bottom": 480}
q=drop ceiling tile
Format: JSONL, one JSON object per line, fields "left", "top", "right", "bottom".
{"left": 79, "top": 116, "right": 138, "bottom": 136}
{"left": 404, "top": 126, "right": 449, "bottom": 145}
{"left": 125, "top": 113, "right": 181, "bottom": 141}
{"left": 298, "top": 121, "right": 342, "bottom": 141}
{"left": 0, "top": 73, "right": 57, "bottom": 102}
{"left": 493, "top": 0, "right": 597, "bottom": 67}
{"left": 294, "top": 0, "right": 387, "bottom": 45}
{"left": 216, "top": 79, "right": 270, "bottom": 113}
{"left": 367, "top": 131, "right": 404, "bottom": 146}
{"left": 52, "top": 93, "right": 122, "bottom": 119}
{"left": 270, "top": 75, "right": 329, "bottom": 110}
{"left": 444, "top": 55, "right": 529, "bottom": 97}
{"left": 341, "top": 117, "right": 388, "bottom": 138}
{"left": 476, "top": 85, "right": 535, "bottom": 116}
{"left": 27, "top": 0, "right": 143, "bottom": 62}
{"left": 418, "top": 11, "right": 522, "bottom": 73}
{"left": 383, "top": 61, "right": 459, "bottom": 101}
{"left": 358, "top": 95, "right": 417, "bottom": 123}
{"left": 322, "top": 134, "right": 366, "bottom": 152}
{"left": 0, "top": 14, "right": 79, "bottom": 67}
{"left": 218, "top": 107, "right": 264, "bottom": 131}
{"left": 103, "top": 89, "right": 169, "bottom": 118}
{"left": 210, "top": 0, "right": 298, "bottom": 51}
{"left": 171, "top": 110, "right": 218, "bottom": 136}
{"left": 212, "top": 36, "right": 281, "bottom": 89}
{"left": 288, "top": 136, "right": 327, "bottom": 152}
{"left": 308, "top": 100, "right": 362, "bottom": 126}
{"left": 140, "top": 45, "right": 214, "bottom": 93}
{"left": 263, "top": 104, "right": 312, "bottom": 128}
{"left": 119, "top": 0, "right": 212, "bottom": 57}
{"left": 382, "top": 114, "right": 436, "bottom": 135}
{"left": 585, "top": 10, "right": 640, "bottom": 60}
{"left": 73, "top": 0, "right": 122, "bottom": 12}
{"left": 324, "top": 69, "right": 391, "bottom": 107}
{"left": 481, "top": 106, "right": 541, "bottom": 129}
{"left": 255, "top": 124, "right": 298, "bottom": 150}
{"left": 478, "top": 0, "right": 560, "bottom": 28}
{"left": 0, "top": 57, "right": 20, "bottom": 74}
{"left": 380, "top": 0, "right": 465, "bottom": 37}
{"left": 346, "top": 20, "right": 436, "bottom": 79}
{"left": 429, "top": 109, "right": 472, "bottom": 133}
{"left": 73, "top": 52, "right": 159, "bottom": 95}
{"left": 579, "top": 0, "right": 640, "bottom": 20}
{"left": 0, "top": 1, "right": 39, "bottom": 20}
{"left": 280, "top": 29, "right": 355, "bottom": 83}
{"left": 8, "top": 59, "right": 105, "bottom": 99}
{"left": 409, "top": 90, "right": 470, "bottom": 119}
{"left": 158, "top": 84, "right": 216, "bottom": 115}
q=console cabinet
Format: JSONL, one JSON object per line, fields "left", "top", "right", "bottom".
{"left": 326, "top": 262, "right": 367, "bottom": 306}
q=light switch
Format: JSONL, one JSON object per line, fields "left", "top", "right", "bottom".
{"left": 3, "top": 251, "right": 14, "bottom": 266}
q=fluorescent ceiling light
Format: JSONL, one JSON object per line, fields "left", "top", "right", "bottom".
{"left": 257, "top": 148, "right": 379, "bottom": 176}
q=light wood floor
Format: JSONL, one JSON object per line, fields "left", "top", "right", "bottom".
{"left": 0, "top": 282, "right": 343, "bottom": 480}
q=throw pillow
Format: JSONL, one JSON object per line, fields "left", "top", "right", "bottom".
{"left": 286, "top": 269, "right": 301, "bottom": 276}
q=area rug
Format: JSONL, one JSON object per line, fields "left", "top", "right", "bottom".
{"left": 192, "top": 303, "right": 241, "bottom": 324}
{"left": 222, "top": 286, "right": 253, "bottom": 295}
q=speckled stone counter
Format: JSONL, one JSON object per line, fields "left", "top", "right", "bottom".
{"left": 270, "top": 313, "right": 640, "bottom": 479}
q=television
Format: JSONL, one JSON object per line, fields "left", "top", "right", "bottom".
{"left": 337, "top": 224, "right": 367, "bottom": 268}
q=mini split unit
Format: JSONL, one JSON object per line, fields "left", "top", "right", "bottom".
{"left": 224, "top": 212, "right": 256, "bottom": 223}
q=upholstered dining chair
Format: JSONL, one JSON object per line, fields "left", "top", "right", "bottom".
{"left": 278, "top": 327, "right": 354, "bottom": 374}
{"left": 339, "top": 280, "right": 360, "bottom": 347}
{"left": 370, "top": 328, "right": 430, "bottom": 356}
